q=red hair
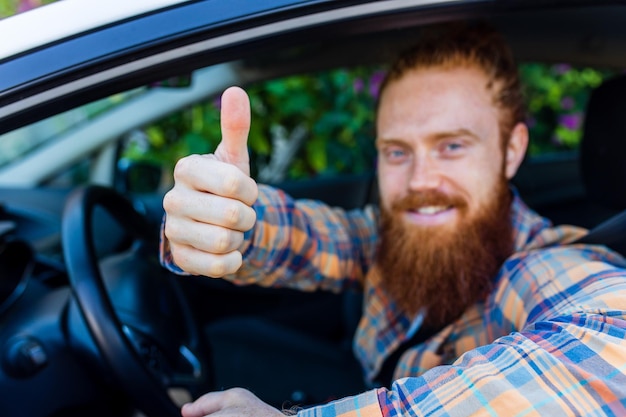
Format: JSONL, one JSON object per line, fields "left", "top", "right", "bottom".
{"left": 378, "top": 22, "right": 526, "bottom": 146}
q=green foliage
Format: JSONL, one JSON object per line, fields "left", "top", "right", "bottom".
{"left": 123, "top": 99, "right": 222, "bottom": 173}
{"left": 247, "top": 68, "right": 381, "bottom": 178}
{"left": 519, "top": 63, "right": 612, "bottom": 156}
{"left": 126, "top": 67, "right": 383, "bottom": 180}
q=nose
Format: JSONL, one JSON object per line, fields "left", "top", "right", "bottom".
{"left": 408, "top": 154, "right": 442, "bottom": 192}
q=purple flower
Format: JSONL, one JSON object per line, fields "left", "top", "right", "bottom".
{"left": 553, "top": 63, "right": 572, "bottom": 75}
{"left": 559, "top": 113, "right": 582, "bottom": 130}
{"left": 525, "top": 115, "right": 537, "bottom": 129}
{"left": 212, "top": 95, "right": 222, "bottom": 110}
{"left": 353, "top": 78, "right": 364, "bottom": 94}
{"left": 18, "top": 0, "right": 41, "bottom": 13}
{"left": 560, "top": 96, "right": 575, "bottom": 110}
{"left": 369, "top": 71, "right": 386, "bottom": 98}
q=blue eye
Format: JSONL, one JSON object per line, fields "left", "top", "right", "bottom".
{"left": 382, "top": 147, "right": 408, "bottom": 164}
{"left": 440, "top": 141, "right": 467, "bottom": 156}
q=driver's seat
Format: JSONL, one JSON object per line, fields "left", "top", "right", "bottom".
{"left": 573, "top": 74, "right": 626, "bottom": 255}
{"left": 580, "top": 74, "right": 626, "bottom": 217}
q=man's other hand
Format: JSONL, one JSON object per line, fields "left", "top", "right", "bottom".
{"left": 163, "top": 86, "right": 259, "bottom": 277}
{"left": 181, "top": 388, "right": 288, "bottom": 417}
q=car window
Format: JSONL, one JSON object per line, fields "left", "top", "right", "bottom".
{"left": 2, "top": 61, "right": 612, "bottom": 190}
{"left": 0, "top": 88, "right": 144, "bottom": 169}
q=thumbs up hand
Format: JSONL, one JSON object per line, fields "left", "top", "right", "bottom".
{"left": 163, "top": 87, "right": 259, "bottom": 277}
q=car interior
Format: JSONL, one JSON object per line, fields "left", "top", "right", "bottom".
{"left": 2, "top": 2, "right": 626, "bottom": 416}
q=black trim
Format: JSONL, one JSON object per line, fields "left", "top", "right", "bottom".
{"left": 0, "top": 0, "right": 375, "bottom": 98}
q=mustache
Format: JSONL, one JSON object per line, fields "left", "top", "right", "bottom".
{"left": 390, "top": 190, "right": 467, "bottom": 212}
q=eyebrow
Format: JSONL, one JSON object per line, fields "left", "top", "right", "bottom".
{"left": 429, "top": 128, "right": 481, "bottom": 142}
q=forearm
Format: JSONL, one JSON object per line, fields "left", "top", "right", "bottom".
{"left": 234, "top": 184, "right": 378, "bottom": 292}
{"left": 382, "top": 312, "right": 626, "bottom": 416}
{"left": 301, "top": 309, "right": 626, "bottom": 417}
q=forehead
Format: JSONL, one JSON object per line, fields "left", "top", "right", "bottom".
{"left": 376, "top": 66, "right": 500, "bottom": 140}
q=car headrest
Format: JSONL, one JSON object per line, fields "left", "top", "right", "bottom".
{"left": 580, "top": 74, "right": 626, "bottom": 211}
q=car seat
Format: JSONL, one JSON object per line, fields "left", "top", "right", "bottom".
{"left": 580, "top": 74, "right": 626, "bottom": 216}
{"left": 572, "top": 74, "right": 626, "bottom": 255}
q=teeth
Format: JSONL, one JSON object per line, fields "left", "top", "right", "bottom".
{"left": 416, "top": 206, "right": 448, "bottom": 215}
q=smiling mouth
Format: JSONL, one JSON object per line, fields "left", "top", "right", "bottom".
{"left": 412, "top": 205, "right": 452, "bottom": 215}
{"left": 404, "top": 205, "right": 456, "bottom": 226}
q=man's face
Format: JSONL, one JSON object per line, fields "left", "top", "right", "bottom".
{"left": 374, "top": 66, "right": 528, "bottom": 324}
{"left": 376, "top": 66, "right": 516, "bottom": 228}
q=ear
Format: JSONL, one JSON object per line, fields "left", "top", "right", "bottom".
{"left": 504, "top": 122, "right": 529, "bottom": 180}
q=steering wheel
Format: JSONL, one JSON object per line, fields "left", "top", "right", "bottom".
{"left": 62, "top": 185, "right": 211, "bottom": 416}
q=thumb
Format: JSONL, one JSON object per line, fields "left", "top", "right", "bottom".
{"left": 215, "top": 86, "right": 251, "bottom": 176}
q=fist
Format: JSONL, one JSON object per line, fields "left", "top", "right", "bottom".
{"left": 163, "top": 87, "right": 259, "bottom": 277}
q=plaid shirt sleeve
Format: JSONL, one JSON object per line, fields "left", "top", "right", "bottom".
{"left": 300, "top": 245, "right": 626, "bottom": 416}
{"left": 211, "top": 184, "right": 378, "bottom": 292}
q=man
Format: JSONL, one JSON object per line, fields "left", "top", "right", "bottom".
{"left": 161, "top": 24, "right": 626, "bottom": 416}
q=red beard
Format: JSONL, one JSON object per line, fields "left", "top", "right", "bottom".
{"left": 377, "top": 177, "right": 513, "bottom": 327}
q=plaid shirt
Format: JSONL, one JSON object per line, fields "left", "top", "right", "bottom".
{"left": 161, "top": 184, "right": 626, "bottom": 416}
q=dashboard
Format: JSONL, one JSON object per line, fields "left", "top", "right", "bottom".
{"left": 0, "top": 188, "right": 139, "bottom": 417}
